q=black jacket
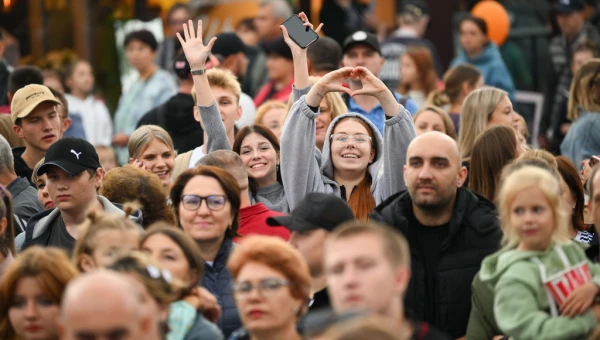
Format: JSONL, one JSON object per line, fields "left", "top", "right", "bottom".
{"left": 12, "top": 147, "right": 34, "bottom": 186}
{"left": 371, "top": 187, "right": 502, "bottom": 338}
{"left": 137, "top": 93, "right": 203, "bottom": 154}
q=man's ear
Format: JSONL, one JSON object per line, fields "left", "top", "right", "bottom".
{"left": 13, "top": 123, "right": 23, "bottom": 138}
{"left": 457, "top": 166, "right": 468, "bottom": 187}
{"left": 62, "top": 117, "right": 72, "bottom": 133}
{"left": 79, "top": 254, "right": 96, "bottom": 273}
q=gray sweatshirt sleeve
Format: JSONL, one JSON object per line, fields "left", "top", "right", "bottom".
{"left": 292, "top": 84, "right": 311, "bottom": 103}
{"left": 198, "top": 100, "right": 231, "bottom": 152}
{"left": 374, "top": 106, "right": 416, "bottom": 203}
{"left": 280, "top": 95, "right": 329, "bottom": 210}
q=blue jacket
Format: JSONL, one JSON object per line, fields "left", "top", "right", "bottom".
{"left": 202, "top": 237, "right": 240, "bottom": 338}
{"left": 561, "top": 111, "right": 600, "bottom": 170}
{"left": 450, "top": 43, "right": 515, "bottom": 100}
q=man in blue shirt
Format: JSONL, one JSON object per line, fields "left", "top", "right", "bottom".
{"left": 341, "top": 31, "right": 418, "bottom": 135}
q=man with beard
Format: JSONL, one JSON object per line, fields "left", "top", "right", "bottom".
{"left": 372, "top": 131, "right": 501, "bottom": 339}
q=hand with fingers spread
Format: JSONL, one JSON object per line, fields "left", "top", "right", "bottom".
{"left": 176, "top": 19, "right": 218, "bottom": 70}
{"left": 305, "top": 67, "right": 354, "bottom": 107}
{"left": 349, "top": 66, "right": 388, "bottom": 99}
{"left": 280, "top": 12, "right": 323, "bottom": 56}
{"left": 560, "top": 281, "right": 600, "bottom": 318}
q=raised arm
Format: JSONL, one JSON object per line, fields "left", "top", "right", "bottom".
{"left": 348, "top": 67, "right": 415, "bottom": 201}
{"left": 280, "top": 12, "right": 323, "bottom": 92}
{"left": 177, "top": 20, "right": 218, "bottom": 107}
{"left": 281, "top": 68, "right": 353, "bottom": 209}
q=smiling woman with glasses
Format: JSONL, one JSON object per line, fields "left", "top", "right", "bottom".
{"left": 170, "top": 165, "right": 242, "bottom": 337}
{"left": 227, "top": 235, "right": 311, "bottom": 340}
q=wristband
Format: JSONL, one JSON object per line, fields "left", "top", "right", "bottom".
{"left": 191, "top": 68, "right": 206, "bottom": 76}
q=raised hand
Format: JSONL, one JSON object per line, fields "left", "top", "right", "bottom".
{"left": 176, "top": 20, "right": 217, "bottom": 69}
{"left": 280, "top": 12, "right": 323, "bottom": 55}
{"left": 306, "top": 67, "right": 354, "bottom": 106}
{"left": 350, "top": 67, "right": 388, "bottom": 99}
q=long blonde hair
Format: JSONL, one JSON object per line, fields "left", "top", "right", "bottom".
{"left": 497, "top": 166, "right": 569, "bottom": 247}
{"left": 458, "top": 87, "right": 507, "bottom": 162}
{"left": 567, "top": 59, "right": 600, "bottom": 120}
{"left": 284, "top": 76, "right": 347, "bottom": 123}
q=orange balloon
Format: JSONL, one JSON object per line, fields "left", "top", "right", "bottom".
{"left": 471, "top": 0, "right": 510, "bottom": 46}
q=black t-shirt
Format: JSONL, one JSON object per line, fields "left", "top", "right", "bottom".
{"left": 47, "top": 215, "right": 76, "bottom": 255}
{"left": 408, "top": 215, "right": 449, "bottom": 325}
{"left": 308, "top": 287, "right": 330, "bottom": 312}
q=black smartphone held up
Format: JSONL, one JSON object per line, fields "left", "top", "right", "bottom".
{"left": 281, "top": 14, "right": 319, "bottom": 49}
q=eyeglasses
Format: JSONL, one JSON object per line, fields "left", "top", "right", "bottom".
{"left": 330, "top": 133, "right": 371, "bottom": 144}
{"left": 181, "top": 195, "right": 227, "bottom": 211}
{"left": 232, "top": 278, "right": 291, "bottom": 299}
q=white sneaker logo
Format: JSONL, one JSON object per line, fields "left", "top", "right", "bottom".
{"left": 70, "top": 149, "right": 82, "bottom": 160}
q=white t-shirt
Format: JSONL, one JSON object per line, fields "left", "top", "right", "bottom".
{"left": 65, "top": 93, "right": 113, "bottom": 146}
{"left": 188, "top": 147, "right": 206, "bottom": 168}
{"left": 236, "top": 92, "right": 257, "bottom": 128}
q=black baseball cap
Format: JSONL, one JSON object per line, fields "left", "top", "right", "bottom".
{"left": 401, "top": 1, "right": 429, "bottom": 17}
{"left": 212, "top": 32, "right": 247, "bottom": 58}
{"left": 267, "top": 193, "right": 354, "bottom": 232}
{"left": 554, "top": 0, "right": 585, "bottom": 13}
{"left": 342, "top": 31, "right": 381, "bottom": 55}
{"left": 37, "top": 138, "right": 102, "bottom": 176}
{"left": 261, "top": 36, "right": 293, "bottom": 60}
{"left": 173, "top": 53, "right": 191, "bottom": 80}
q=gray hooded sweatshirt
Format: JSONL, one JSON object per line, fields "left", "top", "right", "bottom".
{"left": 280, "top": 86, "right": 416, "bottom": 210}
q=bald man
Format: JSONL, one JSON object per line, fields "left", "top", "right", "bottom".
{"left": 59, "top": 270, "right": 151, "bottom": 340}
{"left": 372, "top": 131, "right": 501, "bottom": 338}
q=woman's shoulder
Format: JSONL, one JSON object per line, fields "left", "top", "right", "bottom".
{"left": 185, "top": 314, "right": 224, "bottom": 340}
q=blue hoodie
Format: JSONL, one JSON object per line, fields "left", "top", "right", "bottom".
{"left": 451, "top": 43, "right": 515, "bottom": 100}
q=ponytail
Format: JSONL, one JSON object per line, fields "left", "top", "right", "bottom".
{"left": 348, "top": 174, "right": 375, "bottom": 221}
{"left": 427, "top": 89, "right": 451, "bottom": 107}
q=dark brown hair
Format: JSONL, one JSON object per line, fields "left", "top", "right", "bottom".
{"left": 141, "top": 222, "right": 205, "bottom": 290}
{"left": 100, "top": 165, "right": 176, "bottom": 229}
{"left": 332, "top": 117, "right": 376, "bottom": 221}
{"left": 170, "top": 166, "right": 241, "bottom": 238}
{"left": 556, "top": 156, "right": 586, "bottom": 231}
{"left": 398, "top": 46, "right": 438, "bottom": 97}
{"left": 469, "top": 125, "right": 518, "bottom": 201}
{"left": 232, "top": 124, "right": 282, "bottom": 196}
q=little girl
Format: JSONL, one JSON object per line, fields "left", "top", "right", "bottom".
{"left": 72, "top": 206, "right": 142, "bottom": 272}
{"left": 480, "top": 166, "right": 600, "bottom": 339}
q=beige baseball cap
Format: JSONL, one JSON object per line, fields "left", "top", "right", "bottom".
{"left": 11, "top": 84, "right": 61, "bottom": 124}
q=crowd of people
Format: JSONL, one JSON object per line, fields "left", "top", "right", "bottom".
{"left": 2, "top": 0, "right": 600, "bottom": 339}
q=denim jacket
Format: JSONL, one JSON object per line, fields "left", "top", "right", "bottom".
{"left": 561, "top": 111, "right": 600, "bottom": 169}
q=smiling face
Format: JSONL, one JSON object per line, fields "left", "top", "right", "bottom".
{"left": 511, "top": 186, "right": 555, "bottom": 251}
{"left": 178, "top": 175, "right": 234, "bottom": 244}
{"left": 239, "top": 132, "right": 279, "bottom": 187}
{"left": 325, "top": 233, "right": 408, "bottom": 316}
{"left": 13, "top": 102, "right": 61, "bottom": 154}
{"left": 488, "top": 95, "right": 520, "bottom": 130}
{"left": 36, "top": 174, "right": 55, "bottom": 210}
{"left": 45, "top": 167, "right": 102, "bottom": 214}
{"left": 131, "top": 138, "right": 175, "bottom": 189}
{"left": 142, "top": 233, "right": 196, "bottom": 287}
{"left": 8, "top": 276, "right": 60, "bottom": 340}
{"left": 233, "top": 261, "right": 303, "bottom": 334}
{"left": 330, "top": 118, "right": 376, "bottom": 175}
{"left": 414, "top": 110, "right": 447, "bottom": 136}
{"left": 260, "top": 108, "right": 286, "bottom": 141}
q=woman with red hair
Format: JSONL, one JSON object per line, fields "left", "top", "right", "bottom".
{"left": 227, "top": 235, "right": 311, "bottom": 340}
{"left": 398, "top": 45, "right": 439, "bottom": 108}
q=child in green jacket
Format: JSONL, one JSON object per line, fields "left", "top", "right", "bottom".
{"left": 480, "top": 166, "right": 600, "bottom": 340}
